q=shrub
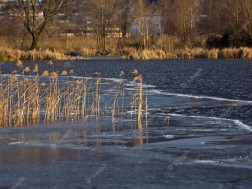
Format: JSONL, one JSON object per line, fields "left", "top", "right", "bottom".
{"left": 205, "top": 35, "right": 222, "bottom": 49}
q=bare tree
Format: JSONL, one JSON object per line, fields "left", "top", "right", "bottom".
{"left": 13, "top": 0, "right": 67, "bottom": 50}
{"left": 134, "top": 0, "right": 155, "bottom": 49}
{"left": 202, "top": 0, "right": 222, "bottom": 34}
{"left": 175, "top": 0, "right": 201, "bottom": 47}
{"left": 154, "top": 0, "right": 169, "bottom": 37}
{"left": 91, "top": 0, "right": 116, "bottom": 53}
{"left": 240, "top": 0, "right": 252, "bottom": 36}
{"left": 114, "top": 0, "right": 135, "bottom": 50}
{"left": 116, "top": 0, "right": 133, "bottom": 38}
{"left": 223, "top": 0, "right": 243, "bottom": 30}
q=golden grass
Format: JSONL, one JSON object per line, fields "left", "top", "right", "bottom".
{"left": 125, "top": 47, "right": 252, "bottom": 60}
{"left": 60, "top": 70, "right": 68, "bottom": 76}
{"left": 207, "top": 49, "right": 219, "bottom": 59}
{"left": 0, "top": 73, "right": 95, "bottom": 126}
{"left": 1, "top": 35, "right": 252, "bottom": 61}
{"left": 0, "top": 63, "right": 148, "bottom": 128}
{"left": 0, "top": 47, "right": 67, "bottom": 61}
{"left": 0, "top": 47, "right": 21, "bottom": 61}
{"left": 131, "top": 70, "right": 148, "bottom": 130}
{"left": 239, "top": 48, "right": 252, "bottom": 58}
{"left": 218, "top": 48, "right": 240, "bottom": 58}
{"left": 218, "top": 48, "right": 252, "bottom": 58}
{"left": 81, "top": 47, "right": 97, "bottom": 56}
{"left": 126, "top": 49, "right": 169, "bottom": 60}
{"left": 42, "top": 70, "right": 49, "bottom": 77}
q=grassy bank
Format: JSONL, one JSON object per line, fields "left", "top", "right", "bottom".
{"left": 122, "top": 47, "right": 252, "bottom": 60}
{"left": 1, "top": 46, "right": 252, "bottom": 62}
{"left": 0, "top": 35, "right": 252, "bottom": 61}
{"left": 0, "top": 47, "right": 67, "bottom": 61}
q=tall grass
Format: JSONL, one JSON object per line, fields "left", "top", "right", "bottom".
{"left": 124, "top": 47, "right": 252, "bottom": 60}
{"left": 1, "top": 34, "right": 252, "bottom": 60}
{"left": 0, "top": 74, "right": 99, "bottom": 127}
{"left": 131, "top": 70, "right": 148, "bottom": 130}
{"left": 0, "top": 63, "right": 148, "bottom": 128}
{"left": 0, "top": 47, "right": 67, "bottom": 61}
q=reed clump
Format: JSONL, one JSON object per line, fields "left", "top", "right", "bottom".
{"left": 20, "top": 49, "right": 67, "bottom": 60}
{"left": 0, "top": 63, "right": 148, "bottom": 128}
{"left": 207, "top": 49, "right": 218, "bottom": 59}
{"left": 123, "top": 47, "right": 252, "bottom": 60}
{"left": 0, "top": 73, "right": 91, "bottom": 126}
{"left": 130, "top": 70, "right": 148, "bottom": 129}
{"left": 218, "top": 48, "right": 240, "bottom": 58}
{"left": 81, "top": 47, "right": 97, "bottom": 57}
{"left": 0, "top": 47, "right": 67, "bottom": 61}
{"left": 0, "top": 47, "right": 21, "bottom": 61}
{"left": 238, "top": 48, "right": 252, "bottom": 58}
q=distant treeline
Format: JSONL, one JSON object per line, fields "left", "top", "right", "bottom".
{"left": 0, "top": 0, "right": 252, "bottom": 57}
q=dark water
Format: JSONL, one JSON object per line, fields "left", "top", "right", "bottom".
{"left": 0, "top": 59, "right": 252, "bottom": 189}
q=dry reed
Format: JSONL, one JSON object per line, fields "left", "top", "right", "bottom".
{"left": 0, "top": 63, "right": 148, "bottom": 129}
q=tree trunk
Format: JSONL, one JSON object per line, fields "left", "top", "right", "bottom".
{"left": 30, "top": 33, "right": 38, "bottom": 50}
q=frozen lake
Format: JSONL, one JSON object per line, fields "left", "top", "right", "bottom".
{"left": 0, "top": 59, "right": 252, "bottom": 189}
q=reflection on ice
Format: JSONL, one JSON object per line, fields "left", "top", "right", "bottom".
{"left": 1, "top": 74, "right": 252, "bottom": 180}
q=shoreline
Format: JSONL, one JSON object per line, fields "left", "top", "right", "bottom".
{"left": 1, "top": 47, "right": 252, "bottom": 62}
